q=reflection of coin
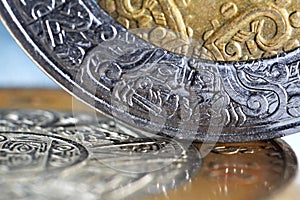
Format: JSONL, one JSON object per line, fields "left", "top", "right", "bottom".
{"left": 149, "top": 140, "right": 298, "bottom": 200}
{"left": 0, "top": 132, "right": 88, "bottom": 174}
{"left": 0, "top": 109, "right": 201, "bottom": 200}
{"left": 98, "top": 0, "right": 300, "bottom": 61}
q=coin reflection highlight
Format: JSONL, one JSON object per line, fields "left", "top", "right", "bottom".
{"left": 148, "top": 140, "right": 297, "bottom": 200}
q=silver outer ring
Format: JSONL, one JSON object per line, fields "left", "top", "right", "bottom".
{"left": 1, "top": 0, "right": 300, "bottom": 142}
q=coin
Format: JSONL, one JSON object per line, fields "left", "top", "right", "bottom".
{"left": 148, "top": 140, "right": 298, "bottom": 200}
{"left": 0, "top": 108, "right": 201, "bottom": 200}
{"left": 0, "top": 109, "right": 297, "bottom": 200}
{"left": 98, "top": 0, "right": 300, "bottom": 61}
{"left": 2, "top": 0, "right": 300, "bottom": 142}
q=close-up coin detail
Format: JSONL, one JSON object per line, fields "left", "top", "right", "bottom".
{"left": 0, "top": 109, "right": 296, "bottom": 200}
{"left": 0, "top": 109, "right": 202, "bottom": 200}
{"left": 3, "top": 0, "right": 300, "bottom": 142}
{"left": 2, "top": 0, "right": 300, "bottom": 197}
{"left": 98, "top": 0, "right": 300, "bottom": 61}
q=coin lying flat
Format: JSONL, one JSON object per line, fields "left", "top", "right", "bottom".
{"left": 0, "top": 109, "right": 297, "bottom": 200}
{"left": 0, "top": 109, "right": 201, "bottom": 200}
{"left": 149, "top": 140, "right": 298, "bottom": 200}
{"left": 98, "top": 0, "right": 300, "bottom": 61}
{"left": 2, "top": 0, "right": 300, "bottom": 142}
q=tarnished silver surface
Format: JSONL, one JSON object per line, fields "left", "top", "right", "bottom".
{"left": 1, "top": 0, "right": 300, "bottom": 141}
{"left": 0, "top": 109, "right": 201, "bottom": 200}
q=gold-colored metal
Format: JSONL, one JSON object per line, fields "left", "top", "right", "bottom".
{"left": 98, "top": 0, "right": 300, "bottom": 61}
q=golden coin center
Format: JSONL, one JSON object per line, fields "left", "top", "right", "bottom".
{"left": 98, "top": 0, "right": 300, "bottom": 61}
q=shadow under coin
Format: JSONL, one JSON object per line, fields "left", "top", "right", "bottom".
{"left": 148, "top": 140, "right": 298, "bottom": 200}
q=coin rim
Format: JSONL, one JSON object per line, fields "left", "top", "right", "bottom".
{"left": 1, "top": 0, "right": 300, "bottom": 142}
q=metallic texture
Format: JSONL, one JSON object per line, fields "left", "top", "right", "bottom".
{"left": 1, "top": 0, "right": 300, "bottom": 141}
{"left": 0, "top": 109, "right": 297, "bottom": 200}
{"left": 0, "top": 109, "right": 201, "bottom": 200}
{"left": 98, "top": 0, "right": 300, "bottom": 61}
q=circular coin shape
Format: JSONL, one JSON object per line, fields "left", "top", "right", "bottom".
{"left": 0, "top": 131, "right": 88, "bottom": 174}
{"left": 0, "top": 109, "right": 201, "bottom": 200}
{"left": 2, "top": 0, "right": 300, "bottom": 142}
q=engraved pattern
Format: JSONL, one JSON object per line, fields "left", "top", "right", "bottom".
{"left": 81, "top": 37, "right": 300, "bottom": 130}
{"left": 98, "top": 0, "right": 196, "bottom": 56}
{"left": 201, "top": 1, "right": 297, "bottom": 61}
{"left": 81, "top": 43, "right": 228, "bottom": 128}
{"left": 15, "top": 0, "right": 117, "bottom": 68}
{"left": 99, "top": 0, "right": 300, "bottom": 61}
{"left": 0, "top": 132, "right": 87, "bottom": 172}
{"left": 0, "top": 109, "right": 201, "bottom": 199}
{"left": 224, "top": 58, "right": 300, "bottom": 125}
{"left": 2, "top": 0, "right": 300, "bottom": 141}
{"left": 0, "top": 109, "right": 91, "bottom": 172}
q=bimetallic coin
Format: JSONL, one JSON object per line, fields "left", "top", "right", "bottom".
{"left": 149, "top": 140, "right": 298, "bottom": 200}
{"left": 2, "top": 0, "right": 300, "bottom": 142}
{"left": 0, "top": 109, "right": 201, "bottom": 200}
{"left": 98, "top": 0, "right": 300, "bottom": 61}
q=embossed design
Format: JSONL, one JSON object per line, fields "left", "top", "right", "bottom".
{"left": 0, "top": 109, "right": 202, "bottom": 200}
{"left": 16, "top": 0, "right": 117, "bottom": 68}
{"left": 81, "top": 43, "right": 229, "bottom": 128}
{"left": 218, "top": 60, "right": 290, "bottom": 126}
{"left": 81, "top": 36, "right": 300, "bottom": 131}
{"left": 0, "top": 109, "right": 198, "bottom": 173}
{"left": 99, "top": 0, "right": 196, "bottom": 56}
{"left": 0, "top": 132, "right": 88, "bottom": 172}
{"left": 201, "top": 1, "right": 294, "bottom": 61}
{"left": 99, "top": 0, "right": 300, "bottom": 61}
{"left": 3, "top": 0, "right": 300, "bottom": 141}
{"left": 212, "top": 145, "right": 254, "bottom": 154}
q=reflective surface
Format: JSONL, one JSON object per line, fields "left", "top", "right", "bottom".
{"left": 149, "top": 140, "right": 297, "bottom": 200}
{"left": 0, "top": 89, "right": 298, "bottom": 200}
{"left": 0, "top": 108, "right": 201, "bottom": 200}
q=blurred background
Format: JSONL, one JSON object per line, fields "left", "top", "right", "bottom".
{"left": 0, "top": 21, "right": 56, "bottom": 88}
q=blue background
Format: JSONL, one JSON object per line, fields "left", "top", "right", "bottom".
{"left": 0, "top": 21, "right": 56, "bottom": 87}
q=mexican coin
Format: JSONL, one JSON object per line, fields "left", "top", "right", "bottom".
{"left": 2, "top": 0, "right": 300, "bottom": 141}
{"left": 99, "top": 0, "right": 300, "bottom": 61}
